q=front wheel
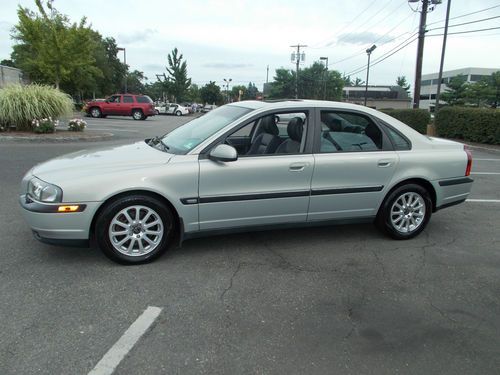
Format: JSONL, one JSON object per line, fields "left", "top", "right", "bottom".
{"left": 376, "top": 184, "right": 432, "bottom": 240}
{"left": 90, "top": 107, "right": 102, "bottom": 118}
{"left": 175, "top": 110, "right": 182, "bottom": 116}
{"left": 95, "top": 195, "right": 174, "bottom": 264}
{"left": 132, "top": 109, "right": 144, "bottom": 120}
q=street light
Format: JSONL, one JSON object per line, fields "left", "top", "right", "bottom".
{"left": 223, "top": 78, "right": 232, "bottom": 103}
{"left": 320, "top": 57, "right": 328, "bottom": 100}
{"left": 364, "top": 44, "right": 376, "bottom": 106}
{"left": 117, "top": 47, "right": 127, "bottom": 93}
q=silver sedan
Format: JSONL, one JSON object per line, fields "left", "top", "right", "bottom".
{"left": 19, "top": 100, "right": 473, "bottom": 264}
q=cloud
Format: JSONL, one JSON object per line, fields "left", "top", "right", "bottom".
{"left": 337, "top": 31, "right": 393, "bottom": 45}
{"left": 117, "top": 28, "right": 157, "bottom": 44}
{"left": 202, "top": 62, "right": 254, "bottom": 69}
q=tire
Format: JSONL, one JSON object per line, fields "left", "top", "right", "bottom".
{"left": 95, "top": 194, "right": 175, "bottom": 264}
{"left": 132, "top": 109, "right": 144, "bottom": 120}
{"left": 90, "top": 107, "right": 102, "bottom": 118}
{"left": 155, "top": 110, "right": 160, "bottom": 115}
{"left": 175, "top": 110, "right": 182, "bottom": 116}
{"left": 376, "top": 183, "right": 432, "bottom": 240}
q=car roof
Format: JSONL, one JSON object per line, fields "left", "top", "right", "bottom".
{"left": 228, "top": 99, "right": 372, "bottom": 111}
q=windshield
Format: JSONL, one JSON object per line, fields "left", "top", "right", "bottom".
{"left": 160, "top": 105, "right": 252, "bottom": 154}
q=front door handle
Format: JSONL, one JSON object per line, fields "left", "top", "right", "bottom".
{"left": 289, "top": 162, "right": 308, "bottom": 172}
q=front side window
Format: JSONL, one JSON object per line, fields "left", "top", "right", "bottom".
{"left": 319, "top": 111, "right": 383, "bottom": 153}
{"left": 108, "top": 95, "right": 121, "bottom": 103}
{"left": 223, "top": 111, "right": 309, "bottom": 156}
{"left": 160, "top": 105, "right": 253, "bottom": 154}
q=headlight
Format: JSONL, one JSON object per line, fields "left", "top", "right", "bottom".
{"left": 27, "top": 177, "right": 63, "bottom": 203}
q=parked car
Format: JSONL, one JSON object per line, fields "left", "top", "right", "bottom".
{"left": 201, "top": 104, "right": 217, "bottom": 113}
{"left": 155, "top": 103, "right": 190, "bottom": 116}
{"left": 19, "top": 100, "right": 473, "bottom": 264}
{"left": 84, "top": 94, "right": 156, "bottom": 120}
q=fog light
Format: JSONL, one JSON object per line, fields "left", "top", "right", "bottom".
{"left": 57, "top": 205, "right": 79, "bottom": 212}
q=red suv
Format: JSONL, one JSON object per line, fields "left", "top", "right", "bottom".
{"left": 84, "top": 94, "right": 156, "bottom": 120}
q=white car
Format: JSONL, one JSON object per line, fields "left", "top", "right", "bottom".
{"left": 155, "top": 103, "right": 189, "bottom": 116}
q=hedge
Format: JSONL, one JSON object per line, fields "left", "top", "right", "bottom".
{"left": 0, "top": 84, "right": 73, "bottom": 131}
{"left": 435, "top": 107, "right": 500, "bottom": 144}
{"left": 380, "top": 109, "right": 430, "bottom": 134}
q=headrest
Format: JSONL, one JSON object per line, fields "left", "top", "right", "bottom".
{"left": 287, "top": 117, "right": 304, "bottom": 142}
{"left": 260, "top": 115, "right": 279, "bottom": 136}
{"left": 326, "top": 118, "right": 342, "bottom": 132}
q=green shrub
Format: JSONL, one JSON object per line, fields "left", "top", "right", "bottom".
{"left": 32, "top": 117, "right": 58, "bottom": 134}
{"left": 380, "top": 109, "right": 430, "bottom": 134}
{"left": 435, "top": 107, "right": 500, "bottom": 144}
{"left": 0, "top": 84, "right": 73, "bottom": 131}
{"left": 67, "top": 118, "right": 87, "bottom": 132}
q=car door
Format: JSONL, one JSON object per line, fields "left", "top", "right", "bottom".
{"left": 308, "top": 108, "right": 399, "bottom": 221}
{"left": 197, "top": 109, "right": 315, "bottom": 230}
{"left": 104, "top": 95, "right": 122, "bottom": 115}
{"left": 122, "top": 95, "right": 134, "bottom": 115}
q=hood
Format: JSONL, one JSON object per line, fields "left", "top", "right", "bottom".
{"left": 32, "top": 141, "right": 173, "bottom": 182}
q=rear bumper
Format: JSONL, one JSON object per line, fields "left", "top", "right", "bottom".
{"left": 433, "top": 177, "right": 473, "bottom": 211}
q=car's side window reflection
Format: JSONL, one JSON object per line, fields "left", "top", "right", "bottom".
{"left": 225, "top": 111, "right": 308, "bottom": 156}
{"left": 319, "top": 111, "right": 383, "bottom": 152}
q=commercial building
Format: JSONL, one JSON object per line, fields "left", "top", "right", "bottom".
{"left": 343, "top": 85, "right": 411, "bottom": 109}
{"left": 0, "top": 65, "right": 23, "bottom": 88}
{"left": 420, "top": 67, "right": 499, "bottom": 110}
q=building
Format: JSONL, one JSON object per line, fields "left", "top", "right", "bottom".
{"left": 0, "top": 65, "right": 23, "bottom": 88}
{"left": 420, "top": 67, "right": 499, "bottom": 111}
{"left": 343, "top": 85, "right": 411, "bottom": 109}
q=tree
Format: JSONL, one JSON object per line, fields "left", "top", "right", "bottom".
{"left": 200, "top": 81, "right": 223, "bottom": 105}
{"left": 396, "top": 76, "right": 411, "bottom": 95}
{"left": 269, "top": 68, "right": 295, "bottom": 99}
{"left": 231, "top": 85, "right": 246, "bottom": 101}
{"left": 245, "top": 82, "right": 259, "bottom": 100}
{"left": 0, "top": 59, "right": 17, "bottom": 68}
{"left": 353, "top": 77, "right": 365, "bottom": 87}
{"left": 12, "top": 0, "right": 100, "bottom": 90}
{"left": 126, "top": 70, "right": 147, "bottom": 94}
{"left": 166, "top": 48, "right": 191, "bottom": 103}
{"left": 440, "top": 75, "right": 468, "bottom": 106}
{"left": 342, "top": 75, "right": 353, "bottom": 86}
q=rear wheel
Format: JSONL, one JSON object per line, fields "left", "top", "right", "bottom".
{"left": 90, "top": 107, "right": 102, "bottom": 118}
{"left": 95, "top": 195, "right": 174, "bottom": 264}
{"left": 132, "top": 109, "right": 144, "bottom": 120}
{"left": 175, "top": 110, "right": 182, "bottom": 116}
{"left": 155, "top": 110, "right": 160, "bottom": 115}
{"left": 376, "top": 184, "right": 432, "bottom": 240}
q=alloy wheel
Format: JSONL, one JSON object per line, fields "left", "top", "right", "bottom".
{"left": 390, "top": 192, "right": 426, "bottom": 234}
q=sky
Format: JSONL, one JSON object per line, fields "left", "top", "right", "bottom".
{"left": 1, "top": 0, "right": 499, "bottom": 94}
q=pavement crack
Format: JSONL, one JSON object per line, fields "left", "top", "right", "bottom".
{"left": 262, "top": 241, "right": 320, "bottom": 273}
{"left": 370, "top": 248, "right": 387, "bottom": 280}
{"left": 220, "top": 262, "right": 243, "bottom": 301}
{"left": 429, "top": 301, "right": 458, "bottom": 324}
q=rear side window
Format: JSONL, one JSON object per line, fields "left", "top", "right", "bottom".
{"left": 319, "top": 111, "right": 384, "bottom": 152}
{"left": 384, "top": 126, "right": 411, "bottom": 150}
{"left": 123, "top": 95, "right": 134, "bottom": 103}
{"left": 136, "top": 96, "right": 153, "bottom": 103}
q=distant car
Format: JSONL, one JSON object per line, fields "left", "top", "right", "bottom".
{"left": 84, "top": 94, "right": 156, "bottom": 120}
{"left": 155, "top": 103, "right": 190, "bottom": 116}
{"left": 201, "top": 104, "right": 217, "bottom": 113}
{"left": 19, "top": 100, "right": 473, "bottom": 264}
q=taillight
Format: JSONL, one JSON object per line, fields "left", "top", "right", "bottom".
{"left": 464, "top": 145, "right": 472, "bottom": 176}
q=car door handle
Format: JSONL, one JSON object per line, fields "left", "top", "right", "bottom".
{"left": 289, "top": 163, "right": 308, "bottom": 172}
{"left": 377, "top": 159, "right": 394, "bottom": 168}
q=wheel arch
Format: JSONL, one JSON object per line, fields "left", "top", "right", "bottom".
{"left": 89, "top": 189, "right": 181, "bottom": 245}
{"left": 380, "top": 177, "right": 437, "bottom": 214}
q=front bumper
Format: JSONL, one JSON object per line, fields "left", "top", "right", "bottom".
{"left": 19, "top": 194, "right": 100, "bottom": 243}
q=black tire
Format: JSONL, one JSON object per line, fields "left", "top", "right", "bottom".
{"left": 132, "top": 109, "right": 144, "bottom": 120}
{"left": 175, "top": 110, "right": 182, "bottom": 116}
{"left": 95, "top": 194, "right": 175, "bottom": 264}
{"left": 90, "top": 107, "right": 102, "bottom": 118}
{"left": 376, "top": 183, "right": 432, "bottom": 240}
{"left": 155, "top": 110, "right": 160, "bottom": 115}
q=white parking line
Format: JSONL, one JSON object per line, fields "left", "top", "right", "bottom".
{"left": 89, "top": 128, "right": 139, "bottom": 133}
{"left": 467, "top": 199, "right": 500, "bottom": 203}
{"left": 88, "top": 306, "right": 162, "bottom": 375}
{"left": 471, "top": 172, "right": 500, "bottom": 175}
{"left": 475, "top": 159, "right": 500, "bottom": 161}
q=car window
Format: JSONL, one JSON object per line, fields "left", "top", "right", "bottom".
{"left": 319, "top": 111, "right": 383, "bottom": 152}
{"left": 108, "top": 95, "right": 121, "bottom": 103}
{"left": 123, "top": 95, "right": 134, "bottom": 103}
{"left": 384, "top": 126, "right": 411, "bottom": 150}
{"left": 160, "top": 105, "right": 253, "bottom": 154}
{"left": 136, "top": 96, "right": 153, "bottom": 103}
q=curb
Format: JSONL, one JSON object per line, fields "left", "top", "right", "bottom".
{"left": 465, "top": 144, "right": 500, "bottom": 153}
{"left": 0, "top": 132, "right": 114, "bottom": 143}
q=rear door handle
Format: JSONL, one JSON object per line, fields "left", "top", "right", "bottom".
{"left": 289, "top": 162, "right": 308, "bottom": 172}
{"left": 378, "top": 159, "right": 394, "bottom": 168}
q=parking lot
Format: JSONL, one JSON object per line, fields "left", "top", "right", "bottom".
{"left": 1, "top": 114, "right": 499, "bottom": 374}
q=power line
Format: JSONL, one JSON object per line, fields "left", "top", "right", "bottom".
{"left": 427, "top": 25, "right": 500, "bottom": 36}
{"left": 427, "top": 4, "right": 500, "bottom": 26}
{"left": 429, "top": 14, "right": 500, "bottom": 30}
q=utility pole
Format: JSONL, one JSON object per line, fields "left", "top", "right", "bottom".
{"left": 320, "top": 57, "right": 328, "bottom": 100}
{"left": 290, "top": 44, "right": 307, "bottom": 99}
{"left": 117, "top": 47, "right": 127, "bottom": 93}
{"left": 364, "top": 45, "right": 377, "bottom": 107}
{"left": 412, "top": 0, "right": 429, "bottom": 108}
{"left": 434, "top": 0, "right": 451, "bottom": 113}
{"left": 264, "top": 65, "right": 269, "bottom": 100}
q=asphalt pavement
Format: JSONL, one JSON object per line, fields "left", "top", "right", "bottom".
{"left": 0, "top": 114, "right": 499, "bottom": 375}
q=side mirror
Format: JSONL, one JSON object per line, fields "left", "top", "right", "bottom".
{"left": 209, "top": 144, "right": 238, "bottom": 162}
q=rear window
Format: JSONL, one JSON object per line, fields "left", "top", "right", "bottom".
{"left": 136, "top": 96, "right": 153, "bottom": 103}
